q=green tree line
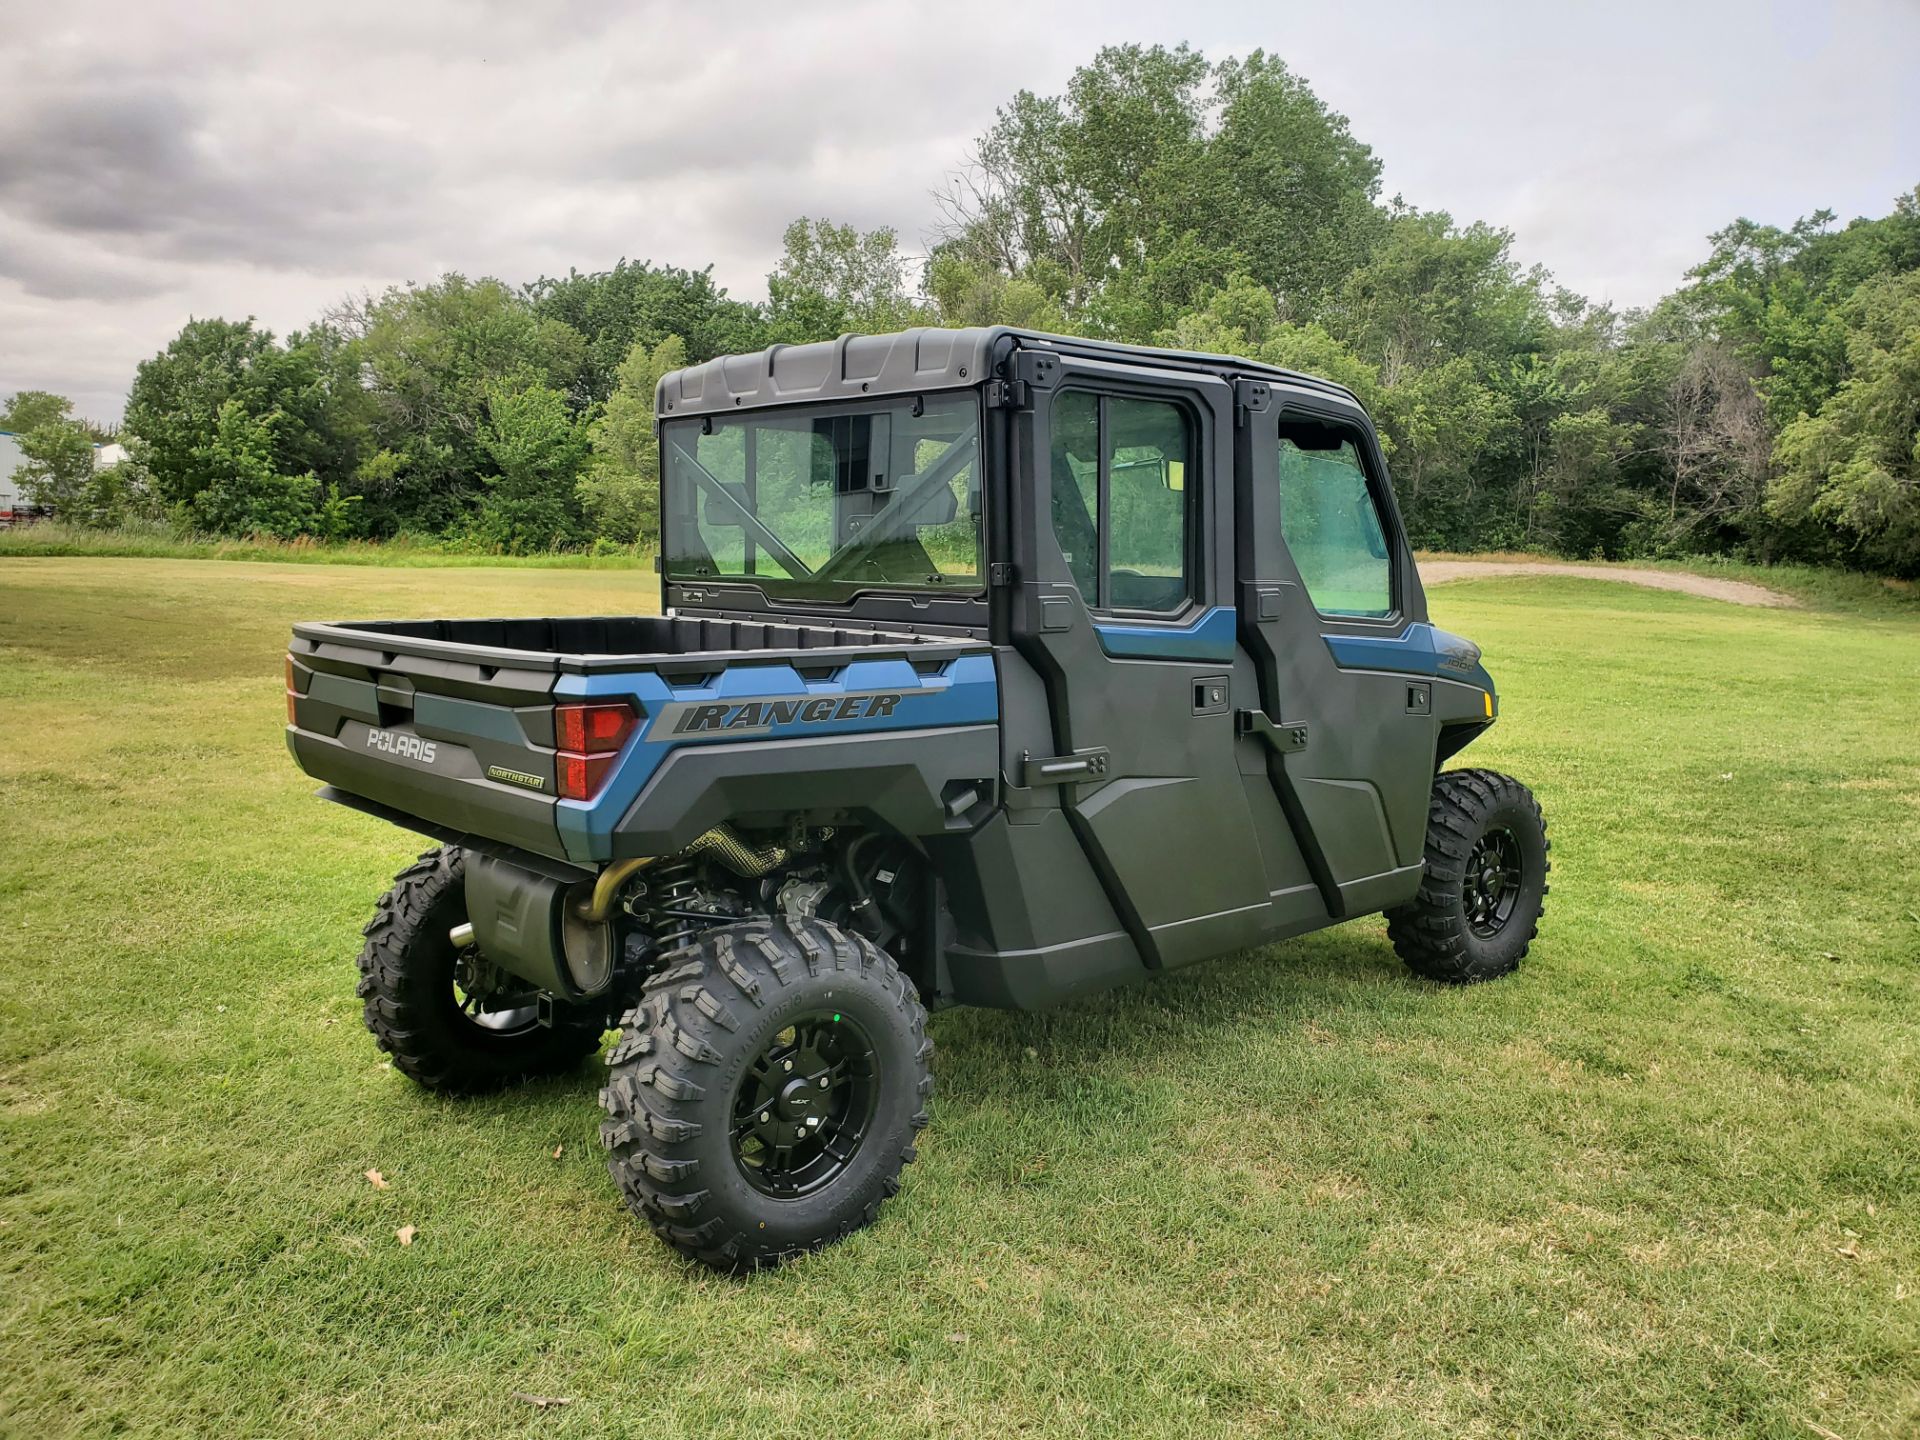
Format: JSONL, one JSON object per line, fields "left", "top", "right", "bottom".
{"left": 8, "top": 44, "right": 1917, "bottom": 574}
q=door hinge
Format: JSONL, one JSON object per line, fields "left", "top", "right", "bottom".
{"left": 988, "top": 561, "right": 1017, "bottom": 586}
{"left": 1236, "top": 710, "right": 1308, "bottom": 754}
{"left": 1233, "top": 377, "right": 1273, "bottom": 427}
{"left": 1020, "top": 747, "right": 1110, "bottom": 786}
{"left": 985, "top": 378, "right": 1032, "bottom": 410}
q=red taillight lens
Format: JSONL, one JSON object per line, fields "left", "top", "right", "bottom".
{"left": 556, "top": 701, "right": 637, "bottom": 754}
{"left": 554, "top": 701, "right": 638, "bottom": 800}
{"left": 557, "top": 750, "right": 619, "bottom": 802}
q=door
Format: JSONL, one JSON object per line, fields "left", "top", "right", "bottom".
{"left": 1007, "top": 356, "right": 1275, "bottom": 969}
{"left": 1233, "top": 387, "right": 1434, "bottom": 919}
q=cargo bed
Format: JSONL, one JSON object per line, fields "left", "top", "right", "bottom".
{"left": 291, "top": 613, "right": 982, "bottom": 675}
{"left": 286, "top": 613, "right": 997, "bottom": 865}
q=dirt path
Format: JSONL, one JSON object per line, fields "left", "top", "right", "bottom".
{"left": 1417, "top": 559, "right": 1797, "bottom": 608}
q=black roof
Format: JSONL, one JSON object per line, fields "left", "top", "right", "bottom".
{"left": 655, "top": 326, "right": 1362, "bottom": 419}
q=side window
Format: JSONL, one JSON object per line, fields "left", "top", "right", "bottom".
{"left": 1277, "top": 427, "right": 1393, "bottom": 618}
{"left": 1047, "top": 392, "right": 1194, "bottom": 614}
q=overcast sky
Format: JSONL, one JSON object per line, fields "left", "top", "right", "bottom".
{"left": 2, "top": 0, "right": 1915, "bottom": 423}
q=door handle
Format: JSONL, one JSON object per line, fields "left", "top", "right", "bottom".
{"left": 1021, "top": 747, "right": 1111, "bottom": 786}
{"left": 1192, "top": 676, "right": 1229, "bottom": 715}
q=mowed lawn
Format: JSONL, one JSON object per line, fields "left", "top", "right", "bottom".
{"left": 2, "top": 557, "right": 1917, "bottom": 1440}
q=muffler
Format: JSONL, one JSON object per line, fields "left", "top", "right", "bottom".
{"left": 463, "top": 853, "right": 618, "bottom": 1000}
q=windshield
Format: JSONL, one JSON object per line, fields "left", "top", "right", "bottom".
{"left": 661, "top": 393, "right": 982, "bottom": 600}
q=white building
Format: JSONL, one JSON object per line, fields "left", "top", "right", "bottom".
{"left": 0, "top": 430, "right": 24, "bottom": 518}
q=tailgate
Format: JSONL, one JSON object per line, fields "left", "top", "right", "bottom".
{"left": 286, "top": 625, "right": 565, "bottom": 859}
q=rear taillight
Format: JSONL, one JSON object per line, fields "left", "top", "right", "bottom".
{"left": 555, "top": 701, "right": 638, "bottom": 800}
{"left": 557, "top": 701, "right": 637, "bottom": 754}
{"left": 285, "top": 655, "right": 298, "bottom": 724}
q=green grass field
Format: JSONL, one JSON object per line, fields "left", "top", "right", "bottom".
{"left": 2, "top": 557, "right": 1917, "bottom": 1439}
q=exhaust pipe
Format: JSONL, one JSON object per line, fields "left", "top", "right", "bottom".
{"left": 580, "top": 823, "right": 819, "bottom": 921}
{"left": 682, "top": 822, "right": 793, "bottom": 878}
{"left": 584, "top": 856, "right": 658, "bottom": 924}
{"left": 459, "top": 825, "right": 807, "bottom": 997}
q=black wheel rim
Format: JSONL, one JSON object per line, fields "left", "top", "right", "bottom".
{"left": 451, "top": 934, "right": 542, "bottom": 1038}
{"left": 1463, "top": 825, "right": 1523, "bottom": 938}
{"left": 730, "top": 1013, "right": 879, "bottom": 1198}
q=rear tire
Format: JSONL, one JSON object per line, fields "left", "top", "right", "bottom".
{"left": 1387, "top": 769, "right": 1549, "bottom": 984}
{"left": 355, "top": 847, "right": 607, "bottom": 1093}
{"left": 599, "top": 916, "right": 932, "bottom": 1273}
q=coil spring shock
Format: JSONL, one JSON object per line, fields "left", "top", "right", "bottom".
{"left": 628, "top": 857, "right": 705, "bottom": 954}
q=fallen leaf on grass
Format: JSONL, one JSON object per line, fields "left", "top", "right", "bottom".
{"left": 946, "top": 1332, "right": 969, "bottom": 1344}
{"left": 552, "top": 1144, "right": 564, "bottom": 1160}
{"left": 365, "top": 1169, "right": 389, "bottom": 1190}
{"left": 1835, "top": 1241, "right": 1860, "bottom": 1260}
{"left": 513, "top": 1393, "right": 573, "bottom": 1410}
{"left": 396, "top": 1225, "right": 417, "bottom": 1247}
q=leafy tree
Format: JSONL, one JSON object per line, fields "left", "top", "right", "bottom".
{"left": 1330, "top": 209, "right": 1549, "bottom": 385}
{"left": 1379, "top": 358, "right": 1510, "bottom": 542}
{"left": 77, "top": 444, "right": 163, "bottom": 529}
{"left": 926, "top": 249, "right": 1065, "bottom": 332}
{"left": 527, "top": 261, "right": 763, "bottom": 400}
{"left": 340, "top": 275, "right": 587, "bottom": 534}
{"left": 7, "top": 390, "right": 159, "bottom": 527}
{"left": 1085, "top": 227, "right": 1242, "bottom": 342}
{"left": 1153, "top": 272, "right": 1284, "bottom": 355}
{"left": 188, "top": 400, "right": 317, "bottom": 538}
{"left": 1206, "top": 51, "right": 1386, "bottom": 311}
{"left": 1683, "top": 193, "right": 1920, "bottom": 426}
{"left": 472, "top": 382, "right": 595, "bottom": 552}
{"left": 1771, "top": 270, "right": 1920, "bottom": 574}
{"left": 767, "top": 219, "right": 930, "bottom": 342}
{"left": 939, "top": 44, "right": 1214, "bottom": 325}
{"left": 581, "top": 335, "right": 685, "bottom": 545}
{"left": 11, "top": 414, "right": 98, "bottom": 513}
{"left": 3, "top": 390, "right": 79, "bottom": 436}
{"left": 1260, "top": 324, "right": 1389, "bottom": 415}
{"left": 123, "top": 318, "right": 357, "bottom": 518}
{"left": 936, "top": 45, "right": 1388, "bottom": 337}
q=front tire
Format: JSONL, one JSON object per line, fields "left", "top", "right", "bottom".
{"left": 1387, "top": 769, "right": 1549, "bottom": 984}
{"left": 599, "top": 916, "right": 932, "bottom": 1273}
{"left": 355, "top": 847, "right": 607, "bottom": 1093}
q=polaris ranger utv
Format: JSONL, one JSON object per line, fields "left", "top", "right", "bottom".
{"left": 285, "top": 327, "right": 1548, "bottom": 1271}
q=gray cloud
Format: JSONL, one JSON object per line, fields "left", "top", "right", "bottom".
{"left": 1, "top": 0, "right": 1914, "bottom": 422}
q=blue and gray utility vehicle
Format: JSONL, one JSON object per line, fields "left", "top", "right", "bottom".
{"left": 286, "top": 328, "right": 1549, "bottom": 1271}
